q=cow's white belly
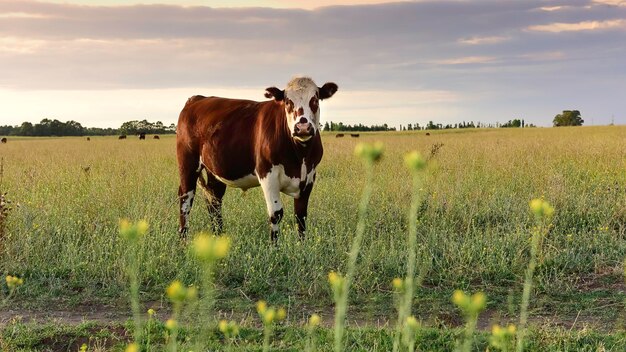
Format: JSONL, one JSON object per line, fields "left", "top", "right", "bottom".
{"left": 214, "top": 173, "right": 260, "bottom": 190}
{"left": 212, "top": 162, "right": 316, "bottom": 199}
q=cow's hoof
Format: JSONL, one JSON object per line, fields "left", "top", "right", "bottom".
{"left": 270, "top": 230, "right": 279, "bottom": 244}
{"left": 178, "top": 227, "right": 188, "bottom": 240}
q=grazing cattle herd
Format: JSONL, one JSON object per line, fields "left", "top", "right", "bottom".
{"left": 176, "top": 76, "right": 338, "bottom": 241}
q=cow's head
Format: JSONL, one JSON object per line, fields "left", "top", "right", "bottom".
{"left": 265, "top": 77, "right": 338, "bottom": 143}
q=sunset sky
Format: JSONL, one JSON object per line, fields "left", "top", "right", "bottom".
{"left": 1, "top": 0, "right": 625, "bottom": 128}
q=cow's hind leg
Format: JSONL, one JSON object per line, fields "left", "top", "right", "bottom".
{"left": 177, "top": 148, "right": 200, "bottom": 238}
{"left": 198, "top": 170, "right": 227, "bottom": 234}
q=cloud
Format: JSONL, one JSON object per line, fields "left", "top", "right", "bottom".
{"left": 592, "top": 0, "right": 626, "bottom": 6}
{"left": 434, "top": 56, "right": 498, "bottom": 65}
{"left": 0, "top": 37, "right": 46, "bottom": 54}
{"left": 528, "top": 19, "right": 626, "bottom": 32}
{"left": 0, "top": 11, "right": 51, "bottom": 18}
{"left": 0, "top": 0, "right": 625, "bottom": 127}
{"left": 458, "top": 36, "right": 510, "bottom": 45}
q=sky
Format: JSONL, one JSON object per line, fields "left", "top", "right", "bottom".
{"left": 1, "top": 0, "right": 625, "bottom": 129}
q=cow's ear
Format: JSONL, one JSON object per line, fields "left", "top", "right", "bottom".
{"left": 319, "top": 82, "right": 338, "bottom": 100}
{"left": 264, "top": 87, "right": 284, "bottom": 101}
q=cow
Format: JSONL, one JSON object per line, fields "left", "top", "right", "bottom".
{"left": 86, "top": 137, "right": 91, "bottom": 141}
{"left": 176, "top": 76, "right": 338, "bottom": 241}
{"left": 1, "top": 138, "right": 6, "bottom": 144}
{"left": 139, "top": 133, "right": 146, "bottom": 140}
{"left": 425, "top": 132, "right": 430, "bottom": 136}
{"left": 350, "top": 133, "right": 360, "bottom": 138}
{"left": 336, "top": 133, "right": 344, "bottom": 138}
{"left": 119, "top": 135, "right": 127, "bottom": 140}
{"left": 153, "top": 135, "right": 160, "bottom": 140}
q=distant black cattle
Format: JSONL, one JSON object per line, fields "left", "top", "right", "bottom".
{"left": 139, "top": 133, "right": 146, "bottom": 140}
{"left": 153, "top": 135, "right": 160, "bottom": 139}
{"left": 119, "top": 135, "right": 127, "bottom": 140}
{"left": 1, "top": 137, "right": 7, "bottom": 143}
{"left": 86, "top": 137, "right": 91, "bottom": 141}
{"left": 350, "top": 133, "right": 360, "bottom": 138}
{"left": 336, "top": 133, "right": 344, "bottom": 138}
{"left": 425, "top": 133, "right": 430, "bottom": 136}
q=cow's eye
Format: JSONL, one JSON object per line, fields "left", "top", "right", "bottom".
{"left": 285, "top": 99, "right": 294, "bottom": 113}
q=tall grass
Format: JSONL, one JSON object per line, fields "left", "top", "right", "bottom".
{"left": 0, "top": 127, "right": 625, "bottom": 350}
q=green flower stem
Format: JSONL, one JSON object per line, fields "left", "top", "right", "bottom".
{"left": 399, "top": 173, "right": 423, "bottom": 348}
{"left": 516, "top": 225, "right": 543, "bottom": 352}
{"left": 168, "top": 303, "right": 181, "bottom": 352}
{"left": 305, "top": 325, "right": 316, "bottom": 352}
{"left": 262, "top": 324, "right": 273, "bottom": 352}
{"left": 334, "top": 162, "right": 375, "bottom": 352}
{"left": 198, "top": 262, "right": 216, "bottom": 348}
{"left": 127, "top": 242, "right": 142, "bottom": 344}
{"left": 460, "top": 315, "right": 478, "bottom": 352}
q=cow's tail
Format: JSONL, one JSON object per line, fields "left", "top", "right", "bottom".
{"left": 196, "top": 167, "right": 215, "bottom": 203}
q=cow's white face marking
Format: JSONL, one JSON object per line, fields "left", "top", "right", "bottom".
{"left": 284, "top": 77, "right": 320, "bottom": 142}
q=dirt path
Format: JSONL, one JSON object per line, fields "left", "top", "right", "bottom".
{"left": 1, "top": 303, "right": 619, "bottom": 333}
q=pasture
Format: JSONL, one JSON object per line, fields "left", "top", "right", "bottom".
{"left": 1, "top": 126, "right": 625, "bottom": 351}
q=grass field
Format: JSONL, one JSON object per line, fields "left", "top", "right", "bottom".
{"left": 1, "top": 126, "right": 625, "bottom": 351}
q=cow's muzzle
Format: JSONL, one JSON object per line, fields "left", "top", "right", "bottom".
{"left": 293, "top": 121, "right": 314, "bottom": 141}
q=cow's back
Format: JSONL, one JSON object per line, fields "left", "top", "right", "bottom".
{"left": 177, "top": 96, "right": 270, "bottom": 180}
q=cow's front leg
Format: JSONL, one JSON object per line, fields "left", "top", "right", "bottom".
{"left": 294, "top": 185, "right": 312, "bottom": 240}
{"left": 259, "top": 172, "right": 283, "bottom": 242}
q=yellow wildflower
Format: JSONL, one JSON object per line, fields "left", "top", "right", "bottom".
{"left": 277, "top": 307, "right": 287, "bottom": 321}
{"left": 354, "top": 142, "right": 384, "bottom": 163}
{"left": 309, "top": 314, "right": 321, "bottom": 327}
{"left": 256, "top": 300, "right": 267, "bottom": 315}
{"left": 166, "top": 280, "right": 187, "bottom": 303}
{"left": 165, "top": 319, "right": 178, "bottom": 331}
{"left": 404, "top": 151, "right": 426, "bottom": 172}
{"left": 193, "top": 233, "right": 230, "bottom": 262}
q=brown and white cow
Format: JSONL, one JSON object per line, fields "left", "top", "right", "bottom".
{"left": 176, "top": 77, "right": 338, "bottom": 241}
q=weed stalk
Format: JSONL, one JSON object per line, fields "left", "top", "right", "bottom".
{"left": 332, "top": 142, "right": 381, "bottom": 352}
{"left": 516, "top": 199, "right": 553, "bottom": 352}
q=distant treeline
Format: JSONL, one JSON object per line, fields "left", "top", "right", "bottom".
{"left": 323, "top": 121, "right": 396, "bottom": 132}
{"left": 2, "top": 114, "right": 565, "bottom": 137}
{"left": 398, "top": 120, "right": 536, "bottom": 130}
{"left": 0, "top": 119, "right": 176, "bottom": 137}
{"left": 321, "top": 119, "right": 537, "bottom": 132}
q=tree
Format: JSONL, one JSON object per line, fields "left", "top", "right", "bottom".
{"left": 19, "top": 122, "right": 34, "bottom": 136}
{"left": 553, "top": 110, "right": 584, "bottom": 127}
{"left": 501, "top": 119, "right": 522, "bottom": 128}
{"left": 425, "top": 121, "right": 440, "bottom": 130}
